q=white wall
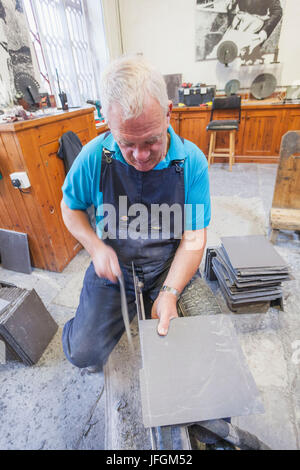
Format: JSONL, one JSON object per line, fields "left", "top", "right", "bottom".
{"left": 101, "top": 0, "right": 124, "bottom": 60}
{"left": 278, "top": 0, "right": 300, "bottom": 85}
{"left": 105, "top": 0, "right": 300, "bottom": 89}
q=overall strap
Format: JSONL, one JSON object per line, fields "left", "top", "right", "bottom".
{"left": 101, "top": 131, "right": 114, "bottom": 163}
{"left": 170, "top": 159, "right": 185, "bottom": 173}
{"left": 100, "top": 146, "right": 115, "bottom": 192}
{"left": 102, "top": 147, "right": 114, "bottom": 163}
{"left": 171, "top": 135, "right": 185, "bottom": 172}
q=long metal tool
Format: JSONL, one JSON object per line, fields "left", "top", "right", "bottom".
{"left": 117, "top": 273, "right": 133, "bottom": 352}
{"left": 132, "top": 262, "right": 145, "bottom": 321}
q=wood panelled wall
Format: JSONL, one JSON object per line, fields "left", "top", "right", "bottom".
{"left": 0, "top": 108, "right": 97, "bottom": 272}
{"left": 171, "top": 103, "right": 300, "bottom": 163}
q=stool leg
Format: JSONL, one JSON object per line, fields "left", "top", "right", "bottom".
{"left": 208, "top": 132, "right": 215, "bottom": 168}
{"left": 229, "top": 131, "right": 235, "bottom": 171}
{"left": 211, "top": 132, "right": 216, "bottom": 164}
{"left": 232, "top": 130, "right": 236, "bottom": 164}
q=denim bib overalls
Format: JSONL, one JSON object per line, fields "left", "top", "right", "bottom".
{"left": 62, "top": 141, "right": 186, "bottom": 368}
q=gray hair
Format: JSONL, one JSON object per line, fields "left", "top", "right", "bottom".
{"left": 100, "top": 55, "right": 169, "bottom": 121}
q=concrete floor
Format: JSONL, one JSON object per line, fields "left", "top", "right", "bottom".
{"left": 0, "top": 162, "right": 300, "bottom": 450}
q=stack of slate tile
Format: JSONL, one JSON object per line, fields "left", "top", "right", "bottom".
{"left": 0, "top": 282, "right": 58, "bottom": 365}
{"left": 204, "top": 235, "right": 290, "bottom": 312}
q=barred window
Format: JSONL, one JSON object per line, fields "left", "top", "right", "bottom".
{"left": 23, "top": 0, "right": 102, "bottom": 107}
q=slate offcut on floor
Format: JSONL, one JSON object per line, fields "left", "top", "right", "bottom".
{"left": 0, "top": 284, "right": 58, "bottom": 365}
{"left": 205, "top": 235, "right": 291, "bottom": 312}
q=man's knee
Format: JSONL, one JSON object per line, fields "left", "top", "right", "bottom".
{"left": 64, "top": 344, "right": 100, "bottom": 368}
{"left": 62, "top": 320, "right": 103, "bottom": 368}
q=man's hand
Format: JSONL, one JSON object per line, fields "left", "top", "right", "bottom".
{"left": 151, "top": 292, "right": 178, "bottom": 336}
{"left": 60, "top": 201, "right": 121, "bottom": 283}
{"left": 91, "top": 242, "right": 121, "bottom": 283}
{"left": 150, "top": 228, "right": 207, "bottom": 336}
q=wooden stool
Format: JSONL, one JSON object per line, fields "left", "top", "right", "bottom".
{"left": 206, "top": 96, "right": 241, "bottom": 171}
{"left": 208, "top": 129, "right": 236, "bottom": 171}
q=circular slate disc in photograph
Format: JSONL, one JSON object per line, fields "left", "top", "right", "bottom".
{"left": 250, "top": 73, "right": 277, "bottom": 100}
{"left": 217, "top": 41, "right": 238, "bottom": 65}
{"left": 225, "top": 79, "right": 240, "bottom": 96}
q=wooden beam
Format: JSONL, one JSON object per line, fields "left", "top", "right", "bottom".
{"left": 270, "top": 207, "right": 300, "bottom": 231}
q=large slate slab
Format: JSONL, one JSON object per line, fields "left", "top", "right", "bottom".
{"left": 139, "top": 315, "right": 264, "bottom": 428}
{"left": 221, "top": 235, "right": 288, "bottom": 270}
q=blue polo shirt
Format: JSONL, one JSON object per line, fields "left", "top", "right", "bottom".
{"left": 62, "top": 125, "right": 211, "bottom": 235}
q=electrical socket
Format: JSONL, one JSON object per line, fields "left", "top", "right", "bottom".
{"left": 10, "top": 172, "right": 31, "bottom": 189}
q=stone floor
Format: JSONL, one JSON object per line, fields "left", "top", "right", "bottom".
{"left": 0, "top": 162, "right": 299, "bottom": 450}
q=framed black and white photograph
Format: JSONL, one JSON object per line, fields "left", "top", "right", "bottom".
{"left": 0, "top": 0, "right": 36, "bottom": 108}
{"left": 195, "top": 0, "right": 284, "bottom": 65}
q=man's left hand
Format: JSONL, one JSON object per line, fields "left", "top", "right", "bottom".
{"left": 151, "top": 292, "right": 178, "bottom": 336}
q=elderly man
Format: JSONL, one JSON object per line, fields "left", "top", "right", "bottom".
{"left": 61, "top": 56, "right": 211, "bottom": 371}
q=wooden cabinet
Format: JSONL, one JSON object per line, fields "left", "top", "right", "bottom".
{"left": 0, "top": 108, "right": 97, "bottom": 272}
{"left": 172, "top": 103, "right": 300, "bottom": 163}
{"left": 241, "top": 109, "right": 282, "bottom": 157}
{"left": 284, "top": 108, "right": 300, "bottom": 133}
{"left": 179, "top": 111, "right": 210, "bottom": 154}
{"left": 96, "top": 123, "right": 109, "bottom": 136}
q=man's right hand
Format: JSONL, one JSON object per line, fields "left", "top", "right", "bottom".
{"left": 60, "top": 201, "right": 121, "bottom": 283}
{"left": 91, "top": 241, "right": 121, "bottom": 283}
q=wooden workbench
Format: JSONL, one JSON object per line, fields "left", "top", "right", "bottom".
{"left": 0, "top": 108, "right": 97, "bottom": 272}
{"left": 171, "top": 101, "right": 300, "bottom": 163}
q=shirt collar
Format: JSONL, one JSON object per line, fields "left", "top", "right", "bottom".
{"left": 101, "top": 130, "right": 118, "bottom": 153}
{"left": 167, "top": 124, "right": 186, "bottom": 161}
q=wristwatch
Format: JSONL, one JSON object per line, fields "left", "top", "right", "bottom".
{"left": 160, "top": 285, "right": 181, "bottom": 299}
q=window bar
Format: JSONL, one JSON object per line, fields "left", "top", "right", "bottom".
{"left": 29, "top": 0, "right": 59, "bottom": 106}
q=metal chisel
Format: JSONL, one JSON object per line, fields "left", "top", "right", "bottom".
{"left": 118, "top": 273, "right": 133, "bottom": 351}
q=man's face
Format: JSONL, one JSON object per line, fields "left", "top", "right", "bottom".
{"left": 108, "top": 97, "right": 172, "bottom": 172}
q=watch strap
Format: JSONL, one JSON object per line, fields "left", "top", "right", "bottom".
{"left": 160, "top": 285, "right": 181, "bottom": 299}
